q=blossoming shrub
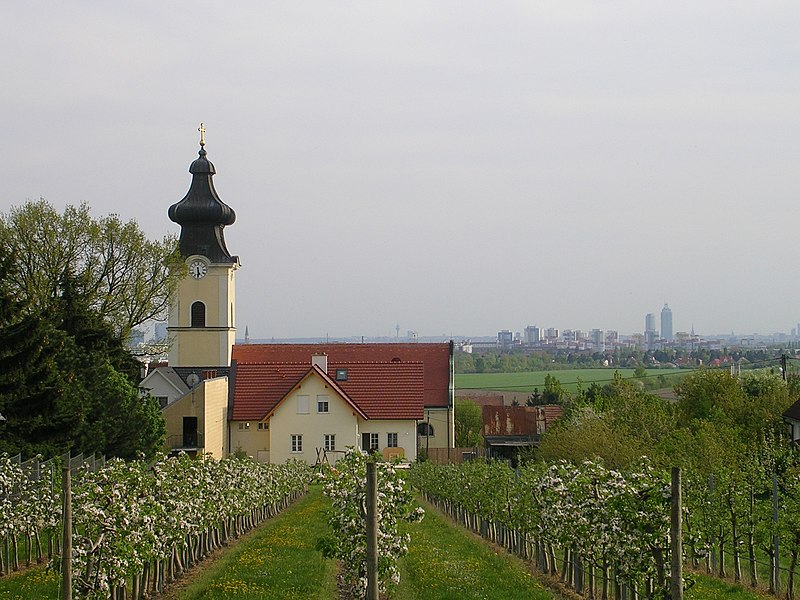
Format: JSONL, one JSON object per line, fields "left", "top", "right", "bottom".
{"left": 0, "top": 452, "right": 312, "bottom": 598}
{"left": 0, "top": 453, "right": 60, "bottom": 573}
{"left": 410, "top": 458, "right": 676, "bottom": 597}
{"left": 318, "top": 449, "right": 423, "bottom": 597}
{"left": 68, "top": 454, "right": 311, "bottom": 598}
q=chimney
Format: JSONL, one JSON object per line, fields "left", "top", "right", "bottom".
{"left": 311, "top": 353, "right": 328, "bottom": 372}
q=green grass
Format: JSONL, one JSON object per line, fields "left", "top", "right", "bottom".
{"left": 687, "top": 573, "right": 771, "bottom": 599}
{"left": 172, "top": 485, "right": 337, "bottom": 600}
{"left": 395, "top": 501, "right": 561, "bottom": 600}
{"left": 455, "top": 368, "right": 688, "bottom": 393}
{"left": 0, "top": 565, "right": 60, "bottom": 600}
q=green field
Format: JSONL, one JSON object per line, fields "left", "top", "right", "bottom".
{"left": 455, "top": 368, "right": 692, "bottom": 393}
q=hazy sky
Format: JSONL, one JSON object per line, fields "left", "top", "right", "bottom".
{"left": 2, "top": 2, "right": 799, "bottom": 339}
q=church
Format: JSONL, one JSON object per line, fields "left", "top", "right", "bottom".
{"left": 140, "top": 131, "right": 455, "bottom": 464}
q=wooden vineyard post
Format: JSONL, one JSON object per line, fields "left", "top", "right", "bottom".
{"left": 62, "top": 464, "right": 72, "bottom": 600}
{"left": 366, "top": 460, "right": 378, "bottom": 600}
{"left": 709, "top": 474, "right": 716, "bottom": 575}
{"left": 671, "top": 467, "right": 683, "bottom": 600}
{"left": 774, "top": 472, "right": 780, "bottom": 596}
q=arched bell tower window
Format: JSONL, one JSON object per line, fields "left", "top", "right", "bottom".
{"left": 190, "top": 301, "right": 206, "bottom": 328}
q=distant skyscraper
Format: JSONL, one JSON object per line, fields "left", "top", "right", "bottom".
{"left": 661, "top": 304, "right": 673, "bottom": 341}
{"left": 644, "top": 313, "right": 658, "bottom": 349}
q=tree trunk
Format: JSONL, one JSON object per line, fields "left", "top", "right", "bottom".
{"left": 747, "top": 532, "right": 757, "bottom": 588}
{"left": 729, "top": 496, "right": 741, "bottom": 583}
{"left": 789, "top": 547, "right": 798, "bottom": 600}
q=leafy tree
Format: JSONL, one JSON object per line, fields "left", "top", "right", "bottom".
{"left": 0, "top": 199, "right": 183, "bottom": 338}
{"left": 455, "top": 398, "right": 483, "bottom": 447}
{"left": 674, "top": 369, "right": 744, "bottom": 427}
{"left": 537, "top": 406, "right": 646, "bottom": 469}
{"left": 542, "top": 373, "right": 564, "bottom": 404}
{"left": 675, "top": 369, "right": 791, "bottom": 443}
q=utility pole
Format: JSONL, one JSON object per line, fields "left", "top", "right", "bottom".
{"left": 781, "top": 354, "right": 788, "bottom": 382}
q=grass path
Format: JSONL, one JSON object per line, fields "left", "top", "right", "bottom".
{"left": 163, "top": 486, "right": 337, "bottom": 600}
{"left": 395, "top": 499, "right": 563, "bottom": 600}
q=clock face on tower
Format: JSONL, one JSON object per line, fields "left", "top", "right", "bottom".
{"left": 189, "top": 260, "right": 208, "bottom": 279}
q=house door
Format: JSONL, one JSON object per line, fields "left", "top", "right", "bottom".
{"left": 183, "top": 416, "right": 198, "bottom": 447}
{"left": 361, "top": 432, "right": 378, "bottom": 453}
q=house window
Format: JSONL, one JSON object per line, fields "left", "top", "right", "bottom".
{"left": 324, "top": 434, "right": 336, "bottom": 451}
{"left": 155, "top": 396, "right": 169, "bottom": 409}
{"left": 257, "top": 422, "right": 268, "bottom": 430}
{"left": 387, "top": 433, "right": 398, "bottom": 448}
{"left": 237, "top": 422, "right": 250, "bottom": 430}
{"left": 317, "top": 395, "right": 329, "bottom": 413}
{"left": 291, "top": 434, "right": 303, "bottom": 453}
{"left": 296, "top": 395, "right": 309, "bottom": 414}
{"left": 336, "top": 368, "right": 348, "bottom": 381}
{"left": 190, "top": 301, "right": 206, "bottom": 328}
{"left": 417, "top": 423, "right": 434, "bottom": 437}
{"left": 361, "top": 432, "right": 379, "bottom": 453}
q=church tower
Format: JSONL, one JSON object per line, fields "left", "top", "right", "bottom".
{"left": 167, "top": 126, "right": 240, "bottom": 367}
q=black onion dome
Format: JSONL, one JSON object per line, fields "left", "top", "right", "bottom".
{"left": 169, "top": 146, "right": 237, "bottom": 263}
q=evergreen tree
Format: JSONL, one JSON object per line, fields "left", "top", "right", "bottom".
{"left": 0, "top": 246, "right": 165, "bottom": 459}
{"left": 0, "top": 246, "right": 70, "bottom": 456}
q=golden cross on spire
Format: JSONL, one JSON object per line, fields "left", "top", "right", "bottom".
{"left": 198, "top": 122, "right": 206, "bottom": 147}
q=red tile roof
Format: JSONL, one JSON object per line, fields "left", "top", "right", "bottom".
{"left": 263, "top": 365, "right": 368, "bottom": 421}
{"left": 231, "top": 359, "right": 426, "bottom": 421}
{"left": 232, "top": 343, "right": 452, "bottom": 408}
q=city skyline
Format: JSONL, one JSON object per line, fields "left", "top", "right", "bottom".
{"left": 2, "top": 3, "right": 799, "bottom": 339}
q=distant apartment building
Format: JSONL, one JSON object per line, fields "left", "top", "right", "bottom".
{"left": 606, "top": 329, "right": 619, "bottom": 350}
{"left": 545, "top": 328, "right": 559, "bottom": 340}
{"left": 524, "top": 325, "right": 542, "bottom": 345}
{"left": 498, "top": 329, "right": 513, "bottom": 349}
{"left": 591, "top": 328, "right": 605, "bottom": 351}
{"left": 661, "top": 304, "right": 673, "bottom": 341}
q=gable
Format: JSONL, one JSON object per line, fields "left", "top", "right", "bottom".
{"left": 264, "top": 366, "right": 367, "bottom": 421}
{"left": 784, "top": 398, "right": 800, "bottom": 422}
{"left": 140, "top": 367, "right": 190, "bottom": 398}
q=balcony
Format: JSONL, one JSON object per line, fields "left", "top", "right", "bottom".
{"left": 167, "top": 433, "right": 204, "bottom": 452}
